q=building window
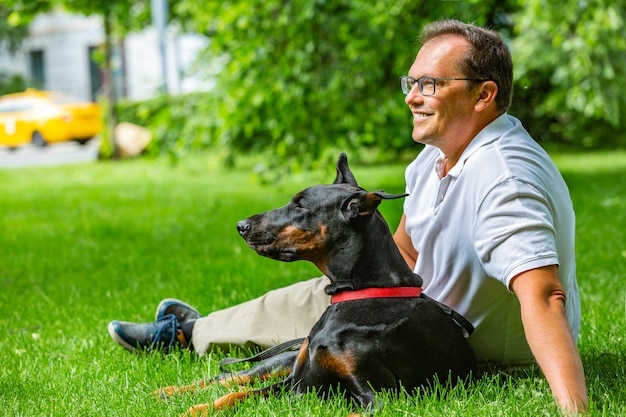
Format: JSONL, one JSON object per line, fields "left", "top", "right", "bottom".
{"left": 30, "top": 50, "right": 45, "bottom": 89}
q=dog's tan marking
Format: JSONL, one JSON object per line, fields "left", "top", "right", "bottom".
{"left": 213, "top": 391, "right": 252, "bottom": 410}
{"left": 183, "top": 402, "right": 213, "bottom": 417}
{"left": 315, "top": 348, "right": 356, "bottom": 379}
{"left": 277, "top": 224, "right": 328, "bottom": 251}
{"left": 184, "top": 390, "right": 258, "bottom": 416}
{"left": 295, "top": 337, "right": 311, "bottom": 369}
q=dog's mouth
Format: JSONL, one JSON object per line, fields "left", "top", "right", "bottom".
{"left": 251, "top": 244, "right": 298, "bottom": 262}
{"left": 243, "top": 234, "right": 299, "bottom": 262}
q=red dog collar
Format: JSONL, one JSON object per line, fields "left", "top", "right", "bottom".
{"left": 331, "top": 287, "right": 422, "bottom": 304}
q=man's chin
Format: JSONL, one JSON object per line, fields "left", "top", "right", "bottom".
{"left": 412, "top": 132, "right": 431, "bottom": 145}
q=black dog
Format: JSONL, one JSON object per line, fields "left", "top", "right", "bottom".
{"left": 159, "top": 153, "right": 475, "bottom": 416}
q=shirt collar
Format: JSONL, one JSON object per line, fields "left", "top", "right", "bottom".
{"left": 435, "top": 113, "right": 514, "bottom": 179}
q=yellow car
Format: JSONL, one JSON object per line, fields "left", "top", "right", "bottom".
{"left": 0, "top": 89, "right": 102, "bottom": 147}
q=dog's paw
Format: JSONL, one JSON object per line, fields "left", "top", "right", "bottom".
{"left": 182, "top": 403, "right": 213, "bottom": 417}
{"left": 213, "top": 391, "right": 249, "bottom": 410}
{"left": 152, "top": 380, "right": 206, "bottom": 400}
{"left": 151, "top": 385, "right": 180, "bottom": 400}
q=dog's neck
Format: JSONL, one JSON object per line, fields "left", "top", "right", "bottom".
{"left": 324, "top": 212, "right": 423, "bottom": 296}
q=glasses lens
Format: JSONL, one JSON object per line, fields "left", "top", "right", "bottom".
{"left": 420, "top": 77, "right": 436, "bottom": 96}
{"left": 401, "top": 77, "right": 414, "bottom": 95}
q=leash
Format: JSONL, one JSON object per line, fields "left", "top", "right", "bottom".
{"left": 219, "top": 337, "right": 305, "bottom": 372}
{"left": 421, "top": 293, "right": 475, "bottom": 337}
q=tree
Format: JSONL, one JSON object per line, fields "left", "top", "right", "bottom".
{"left": 0, "top": 5, "right": 29, "bottom": 55}
{"left": 512, "top": 0, "right": 626, "bottom": 148}
{"left": 171, "top": 0, "right": 517, "bottom": 172}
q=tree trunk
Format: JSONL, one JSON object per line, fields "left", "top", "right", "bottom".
{"left": 103, "top": 9, "right": 118, "bottom": 158}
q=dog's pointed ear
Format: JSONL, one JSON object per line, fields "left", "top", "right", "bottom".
{"left": 341, "top": 190, "right": 408, "bottom": 221}
{"left": 333, "top": 153, "right": 359, "bottom": 187}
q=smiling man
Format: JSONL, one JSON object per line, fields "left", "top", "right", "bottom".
{"left": 109, "top": 19, "right": 588, "bottom": 413}
{"left": 394, "top": 22, "right": 587, "bottom": 412}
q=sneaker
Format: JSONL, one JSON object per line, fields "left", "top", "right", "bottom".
{"left": 108, "top": 314, "right": 187, "bottom": 353}
{"left": 155, "top": 298, "right": 202, "bottom": 322}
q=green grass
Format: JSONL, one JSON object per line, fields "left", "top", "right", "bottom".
{"left": 0, "top": 151, "right": 625, "bottom": 416}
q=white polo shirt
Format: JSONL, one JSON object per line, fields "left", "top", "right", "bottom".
{"left": 403, "top": 113, "right": 580, "bottom": 364}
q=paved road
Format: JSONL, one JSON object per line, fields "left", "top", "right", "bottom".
{"left": 0, "top": 139, "right": 101, "bottom": 169}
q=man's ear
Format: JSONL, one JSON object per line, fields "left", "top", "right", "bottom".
{"left": 474, "top": 80, "right": 498, "bottom": 112}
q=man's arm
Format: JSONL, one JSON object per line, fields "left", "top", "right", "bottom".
{"left": 393, "top": 214, "right": 418, "bottom": 270}
{"left": 510, "top": 265, "right": 588, "bottom": 413}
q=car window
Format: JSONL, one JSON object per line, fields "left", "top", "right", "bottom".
{"left": 0, "top": 98, "right": 34, "bottom": 113}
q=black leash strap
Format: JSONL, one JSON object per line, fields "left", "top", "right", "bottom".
{"left": 219, "top": 337, "right": 305, "bottom": 372}
{"left": 422, "top": 294, "right": 475, "bottom": 337}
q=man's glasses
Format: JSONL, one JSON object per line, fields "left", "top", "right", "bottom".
{"left": 400, "top": 76, "right": 488, "bottom": 96}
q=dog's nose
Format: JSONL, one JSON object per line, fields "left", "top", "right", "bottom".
{"left": 237, "top": 220, "right": 251, "bottom": 236}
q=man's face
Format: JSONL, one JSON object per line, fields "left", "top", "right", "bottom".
{"left": 405, "top": 36, "right": 480, "bottom": 148}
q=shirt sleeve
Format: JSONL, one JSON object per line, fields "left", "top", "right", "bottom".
{"left": 473, "top": 178, "right": 560, "bottom": 290}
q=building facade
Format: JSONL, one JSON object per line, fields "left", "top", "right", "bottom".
{"left": 0, "top": 10, "right": 210, "bottom": 102}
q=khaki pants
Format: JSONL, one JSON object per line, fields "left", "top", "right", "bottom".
{"left": 192, "top": 276, "right": 331, "bottom": 356}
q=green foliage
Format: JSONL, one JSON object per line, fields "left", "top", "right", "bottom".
{"left": 0, "top": 72, "right": 27, "bottom": 95}
{"left": 512, "top": 0, "right": 626, "bottom": 148}
{"left": 116, "top": 93, "right": 219, "bottom": 162}
{"left": 0, "top": 5, "right": 30, "bottom": 54}
{"left": 172, "top": 0, "right": 516, "bottom": 170}
{"left": 4, "top": 0, "right": 150, "bottom": 34}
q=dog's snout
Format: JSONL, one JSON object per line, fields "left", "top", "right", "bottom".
{"left": 237, "top": 220, "right": 251, "bottom": 236}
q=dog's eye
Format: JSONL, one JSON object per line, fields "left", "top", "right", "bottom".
{"left": 292, "top": 199, "right": 306, "bottom": 211}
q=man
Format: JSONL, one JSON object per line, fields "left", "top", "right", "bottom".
{"left": 109, "top": 19, "right": 588, "bottom": 413}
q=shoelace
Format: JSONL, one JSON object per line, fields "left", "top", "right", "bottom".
{"left": 150, "top": 314, "right": 179, "bottom": 351}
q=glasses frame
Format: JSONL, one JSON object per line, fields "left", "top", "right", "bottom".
{"left": 400, "top": 75, "right": 488, "bottom": 96}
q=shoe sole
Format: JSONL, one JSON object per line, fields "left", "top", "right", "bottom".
{"left": 107, "top": 321, "right": 139, "bottom": 353}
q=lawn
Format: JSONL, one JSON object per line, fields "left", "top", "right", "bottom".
{"left": 0, "top": 150, "right": 625, "bottom": 416}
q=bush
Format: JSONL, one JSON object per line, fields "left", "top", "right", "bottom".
{"left": 116, "top": 93, "right": 219, "bottom": 161}
{"left": 0, "top": 72, "right": 26, "bottom": 95}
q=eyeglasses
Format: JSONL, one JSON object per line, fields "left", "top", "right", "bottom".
{"left": 400, "top": 76, "right": 488, "bottom": 96}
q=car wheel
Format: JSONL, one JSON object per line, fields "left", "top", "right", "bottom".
{"left": 76, "top": 137, "right": 92, "bottom": 145}
{"left": 31, "top": 131, "right": 47, "bottom": 147}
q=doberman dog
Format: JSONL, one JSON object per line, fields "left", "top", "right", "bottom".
{"left": 157, "top": 153, "right": 475, "bottom": 416}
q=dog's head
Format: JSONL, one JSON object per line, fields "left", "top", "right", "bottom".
{"left": 237, "top": 153, "right": 407, "bottom": 276}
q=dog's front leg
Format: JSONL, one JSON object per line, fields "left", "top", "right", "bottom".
{"left": 183, "top": 391, "right": 250, "bottom": 417}
{"left": 350, "top": 390, "right": 384, "bottom": 416}
{"left": 345, "top": 363, "right": 393, "bottom": 416}
{"left": 183, "top": 380, "right": 288, "bottom": 416}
